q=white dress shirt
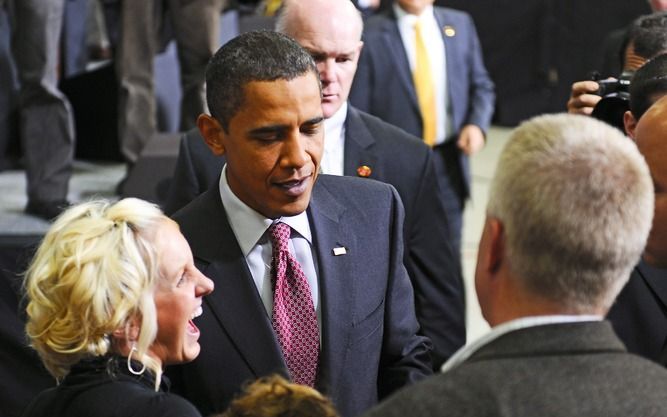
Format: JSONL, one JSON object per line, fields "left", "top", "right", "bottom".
{"left": 395, "top": 3, "right": 450, "bottom": 144}
{"left": 321, "top": 101, "right": 347, "bottom": 176}
{"left": 217, "top": 166, "right": 321, "bottom": 329}
{"left": 440, "top": 314, "right": 603, "bottom": 373}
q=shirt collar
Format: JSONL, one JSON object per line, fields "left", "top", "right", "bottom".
{"left": 218, "top": 165, "right": 312, "bottom": 257}
{"left": 324, "top": 101, "right": 348, "bottom": 134}
{"left": 393, "top": 2, "right": 434, "bottom": 23}
{"left": 440, "top": 314, "right": 603, "bottom": 374}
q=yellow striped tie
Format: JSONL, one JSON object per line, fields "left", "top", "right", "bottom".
{"left": 412, "top": 20, "right": 437, "bottom": 146}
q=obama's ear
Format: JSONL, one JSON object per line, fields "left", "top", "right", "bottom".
{"left": 198, "top": 114, "right": 227, "bottom": 156}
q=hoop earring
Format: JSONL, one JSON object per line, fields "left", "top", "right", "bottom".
{"left": 127, "top": 345, "right": 146, "bottom": 376}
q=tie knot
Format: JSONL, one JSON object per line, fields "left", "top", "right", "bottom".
{"left": 269, "top": 222, "right": 291, "bottom": 253}
{"left": 413, "top": 19, "right": 423, "bottom": 32}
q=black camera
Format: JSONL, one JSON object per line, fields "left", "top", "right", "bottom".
{"left": 590, "top": 72, "right": 632, "bottom": 132}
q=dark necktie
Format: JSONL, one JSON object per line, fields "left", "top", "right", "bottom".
{"left": 269, "top": 222, "right": 319, "bottom": 386}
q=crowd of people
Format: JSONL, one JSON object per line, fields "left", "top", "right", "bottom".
{"left": 3, "top": 0, "right": 667, "bottom": 416}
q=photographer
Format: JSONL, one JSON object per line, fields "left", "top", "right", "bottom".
{"left": 622, "top": 53, "right": 667, "bottom": 138}
{"left": 567, "top": 11, "right": 667, "bottom": 119}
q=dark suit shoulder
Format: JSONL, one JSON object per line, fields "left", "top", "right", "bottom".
{"left": 314, "top": 174, "right": 402, "bottom": 216}
{"left": 434, "top": 6, "right": 473, "bottom": 21}
{"left": 172, "top": 188, "right": 218, "bottom": 227}
{"left": 170, "top": 187, "right": 227, "bottom": 257}
{"left": 356, "top": 110, "right": 428, "bottom": 156}
{"left": 315, "top": 173, "right": 398, "bottom": 198}
{"left": 363, "top": 10, "right": 394, "bottom": 31}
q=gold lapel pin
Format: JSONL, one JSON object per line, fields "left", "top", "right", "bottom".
{"left": 443, "top": 25, "right": 456, "bottom": 37}
{"left": 356, "top": 165, "right": 372, "bottom": 177}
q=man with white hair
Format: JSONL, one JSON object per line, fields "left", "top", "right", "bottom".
{"left": 363, "top": 113, "right": 667, "bottom": 417}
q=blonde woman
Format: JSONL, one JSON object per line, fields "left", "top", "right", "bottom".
{"left": 21, "top": 198, "right": 213, "bottom": 417}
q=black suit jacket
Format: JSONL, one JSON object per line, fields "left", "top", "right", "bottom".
{"left": 607, "top": 260, "right": 667, "bottom": 365}
{"left": 167, "top": 175, "right": 432, "bottom": 417}
{"left": 165, "top": 106, "right": 465, "bottom": 367}
{"left": 0, "top": 242, "right": 55, "bottom": 417}
{"left": 363, "top": 321, "right": 667, "bottom": 417}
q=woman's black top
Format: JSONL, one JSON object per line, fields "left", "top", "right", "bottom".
{"left": 20, "top": 355, "right": 202, "bottom": 417}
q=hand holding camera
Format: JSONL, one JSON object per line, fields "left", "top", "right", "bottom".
{"left": 567, "top": 80, "right": 603, "bottom": 115}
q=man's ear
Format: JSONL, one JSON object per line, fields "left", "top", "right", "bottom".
{"left": 198, "top": 114, "right": 226, "bottom": 156}
{"left": 486, "top": 218, "right": 505, "bottom": 274}
{"left": 624, "top": 110, "right": 638, "bottom": 140}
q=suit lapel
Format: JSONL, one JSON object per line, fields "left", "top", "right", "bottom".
{"left": 184, "top": 189, "right": 286, "bottom": 377}
{"left": 382, "top": 10, "right": 419, "bottom": 111}
{"left": 308, "top": 178, "right": 356, "bottom": 391}
{"left": 343, "top": 107, "right": 378, "bottom": 178}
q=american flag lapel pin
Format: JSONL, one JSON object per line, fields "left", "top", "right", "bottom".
{"left": 332, "top": 246, "right": 347, "bottom": 256}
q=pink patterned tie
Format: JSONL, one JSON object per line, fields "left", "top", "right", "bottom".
{"left": 269, "top": 222, "right": 319, "bottom": 386}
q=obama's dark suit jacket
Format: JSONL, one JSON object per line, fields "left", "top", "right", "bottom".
{"left": 168, "top": 175, "right": 432, "bottom": 417}
{"left": 165, "top": 105, "right": 465, "bottom": 368}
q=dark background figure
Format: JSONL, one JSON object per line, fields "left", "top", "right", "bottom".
{"left": 350, "top": 0, "right": 495, "bottom": 259}
{"left": 3, "top": 0, "right": 75, "bottom": 220}
{"left": 567, "top": 11, "right": 667, "bottom": 121}
{"left": 598, "top": 0, "right": 667, "bottom": 78}
{"left": 115, "top": 0, "right": 227, "bottom": 192}
{"left": 0, "top": 3, "right": 18, "bottom": 172}
{"left": 442, "top": 0, "right": 651, "bottom": 125}
{"left": 0, "top": 236, "right": 54, "bottom": 417}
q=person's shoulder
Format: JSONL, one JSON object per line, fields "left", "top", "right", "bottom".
{"left": 315, "top": 175, "right": 399, "bottom": 208}
{"left": 132, "top": 391, "right": 201, "bottom": 417}
{"left": 139, "top": 392, "right": 202, "bottom": 417}
{"left": 362, "top": 372, "right": 480, "bottom": 417}
{"left": 435, "top": 6, "right": 472, "bottom": 21}
{"left": 363, "top": 10, "right": 395, "bottom": 33}
{"left": 172, "top": 187, "right": 219, "bottom": 224}
{"left": 353, "top": 108, "right": 429, "bottom": 155}
{"left": 316, "top": 173, "right": 392, "bottom": 188}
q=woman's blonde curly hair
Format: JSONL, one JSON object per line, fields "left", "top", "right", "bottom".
{"left": 23, "top": 198, "right": 166, "bottom": 386}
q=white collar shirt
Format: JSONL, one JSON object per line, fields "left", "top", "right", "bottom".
{"left": 441, "top": 314, "right": 604, "bottom": 373}
{"left": 217, "top": 166, "right": 321, "bottom": 329}
{"left": 321, "top": 101, "right": 347, "bottom": 176}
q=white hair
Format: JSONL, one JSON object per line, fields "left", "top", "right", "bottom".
{"left": 488, "top": 113, "right": 654, "bottom": 312}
